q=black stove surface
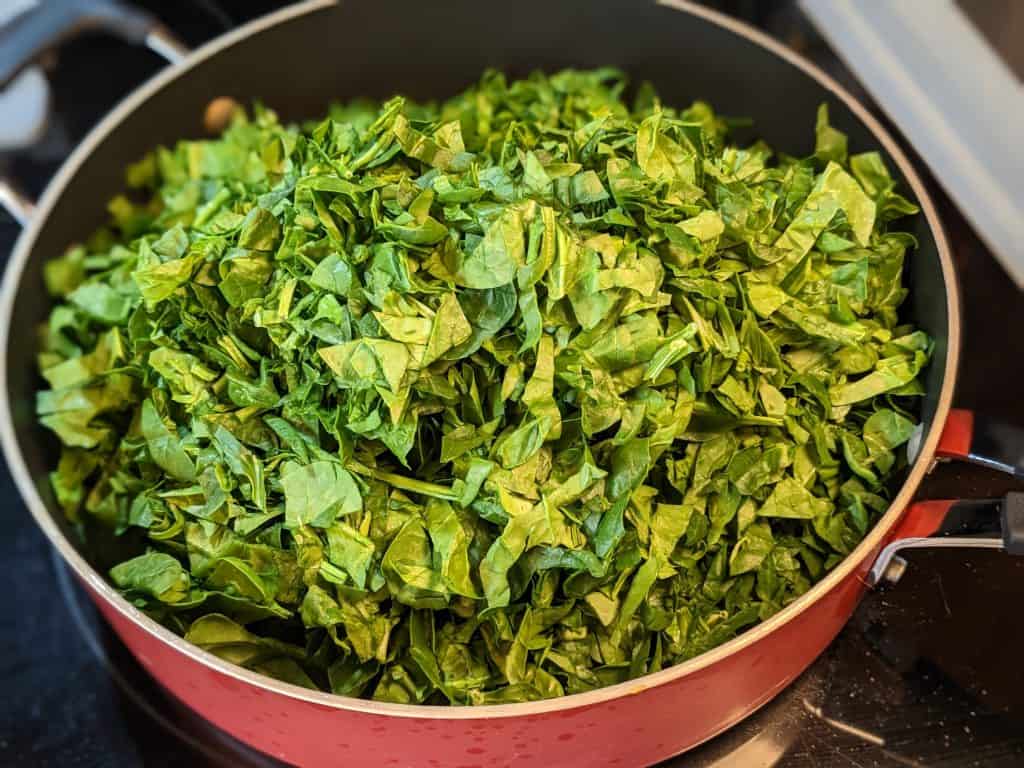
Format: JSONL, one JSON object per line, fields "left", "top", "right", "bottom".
{"left": 1, "top": 2, "right": 1023, "bottom": 767}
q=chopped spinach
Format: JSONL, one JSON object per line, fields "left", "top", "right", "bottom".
{"left": 38, "top": 70, "right": 928, "bottom": 703}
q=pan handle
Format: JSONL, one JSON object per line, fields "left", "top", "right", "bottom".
{"left": 934, "top": 408, "right": 1024, "bottom": 478}
{"left": 869, "top": 408, "right": 1024, "bottom": 585}
{"left": 869, "top": 494, "right": 1024, "bottom": 585}
{"left": 0, "top": 0, "right": 186, "bottom": 90}
{"left": 0, "top": 1, "right": 188, "bottom": 226}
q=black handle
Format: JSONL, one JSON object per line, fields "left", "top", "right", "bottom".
{"left": 0, "top": 0, "right": 185, "bottom": 90}
{"left": 1004, "top": 493, "right": 1024, "bottom": 555}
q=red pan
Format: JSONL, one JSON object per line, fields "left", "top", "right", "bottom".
{"left": 1, "top": 2, "right": 1021, "bottom": 766}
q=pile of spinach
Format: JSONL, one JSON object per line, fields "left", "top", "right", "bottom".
{"left": 38, "top": 69, "right": 928, "bottom": 703}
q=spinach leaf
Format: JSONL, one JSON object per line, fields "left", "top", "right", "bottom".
{"left": 39, "top": 68, "right": 928, "bottom": 704}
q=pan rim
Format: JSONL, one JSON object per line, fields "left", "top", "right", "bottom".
{"left": 0, "top": 0, "right": 960, "bottom": 720}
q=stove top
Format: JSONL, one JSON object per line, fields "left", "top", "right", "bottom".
{"left": 1, "top": 2, "right": 1023, "bottom": 767}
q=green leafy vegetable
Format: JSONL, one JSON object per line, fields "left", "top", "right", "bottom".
{"left": 38, "top": 68, "right": 927, "bottom": 704}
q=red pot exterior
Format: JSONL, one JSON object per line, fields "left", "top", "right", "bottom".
{"left": 89, "top": 546, "right": 873, "bottom": 768}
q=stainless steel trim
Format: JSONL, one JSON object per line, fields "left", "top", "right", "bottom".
{"left": 143, "top": 27, "right": 189, "bottom": 65}
{"left": 0, "top": 0, "right": 961, "bottom": 719}
{"left": 967, "top": 452, "right": 1017, "bottom": 476}
{"left": 0, "top": 177, "right": 35, "bottom": 226}
{"left": 868, "top": 536, "right": 1003, "bottom": 586}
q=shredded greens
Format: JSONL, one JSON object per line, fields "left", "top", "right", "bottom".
{"left": 38, "top": 69, "right": 928, "bottom": 704}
